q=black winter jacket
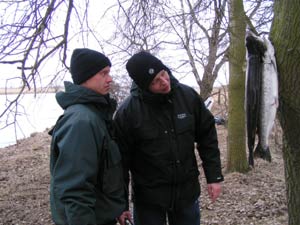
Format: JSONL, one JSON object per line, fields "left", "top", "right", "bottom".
{"left": 114, "top": 77, "right": 223, "bottom": 210}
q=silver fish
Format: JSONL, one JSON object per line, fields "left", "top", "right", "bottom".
{"left": 245, "top": 31, "right": 278, "bottom": 166}
{"left": 254, "top": 37, "right": 279, "bottom": 162}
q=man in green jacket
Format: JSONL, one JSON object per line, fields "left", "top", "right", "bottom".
{"left": 49, "top": 48, "right": 130, "bottom": 225}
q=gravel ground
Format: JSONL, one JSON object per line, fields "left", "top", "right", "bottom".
{"left": 0, "top": 107, "right": 287, "bottom": 225}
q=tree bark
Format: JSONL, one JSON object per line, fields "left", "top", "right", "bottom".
{"left": 226, "top": 0, "right": 248, "bottom": 172}
{"left": 270, "top": 0, "right": 300, "bottom": 223}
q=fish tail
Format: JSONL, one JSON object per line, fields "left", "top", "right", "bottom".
{"left": 248, "top": 145, "right": 255, "bottom": 167}
{"left": 248, "top": 154, "right": 254, "bottom": 167}
{"left": 254, "top": 143, "right": 272, "bottom": 162}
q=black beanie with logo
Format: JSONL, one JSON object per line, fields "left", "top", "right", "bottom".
{"left": 70, "top": 48, "right": 111, "bottom": 85}
{"left": 126, "top": 51, "right": 167, "bottom": 90}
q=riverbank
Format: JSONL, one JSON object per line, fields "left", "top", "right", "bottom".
{"left": 0, "top": 93, "right": 287, "bottom": 225}
{"left": 0, "top": 87, "right": 63, "bottom": 95}
{"left": 0, "top": 124, "right": 287, "bottom": 224}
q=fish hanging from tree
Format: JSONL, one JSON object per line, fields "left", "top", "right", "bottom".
{"left": 245, "top": 31, "right": 279, "bottom": 167}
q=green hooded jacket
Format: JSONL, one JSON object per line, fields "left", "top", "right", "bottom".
{"left": 50, "top": 81, "right": 125, "bottom": 225}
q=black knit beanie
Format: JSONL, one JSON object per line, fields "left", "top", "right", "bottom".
{"left": 126, "top": 51, "right": 167, "bottom": 90}
{"left": 70, "top": 48, "right": 111, "bottom": 84}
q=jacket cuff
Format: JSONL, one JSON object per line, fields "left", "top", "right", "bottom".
{"left": 206, "top": 174, "right": 224, "bottom": 183}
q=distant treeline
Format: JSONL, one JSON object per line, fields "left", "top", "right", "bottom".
{"left": 0, "top": 86, "right": 64, "bottom": 95}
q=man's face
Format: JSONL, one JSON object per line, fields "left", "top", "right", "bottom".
{"left": 148, "top": 70, "right": 171, "bottom": 94}
{"left": 81, "top": 66, "right": 112, "bottom": 95}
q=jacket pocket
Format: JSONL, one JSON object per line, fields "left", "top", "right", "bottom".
{"left": 175, "top": 113, "right": 195, "bottom": 134}
{"left": 101, "top": 139, "right": 124, "bottom": 194}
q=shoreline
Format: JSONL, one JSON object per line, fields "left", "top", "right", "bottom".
{"left": 0, "top": 87, "right": 63, "bottom": 95}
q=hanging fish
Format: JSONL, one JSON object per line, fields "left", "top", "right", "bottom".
{"left": 245, "top": 31, "right": 266, "bottom": 166}
{"left": 245, "top": 31, "right": 278, "bottom": 166}
{"left": 254, "top": 37, "right": 279, "bottom": 162}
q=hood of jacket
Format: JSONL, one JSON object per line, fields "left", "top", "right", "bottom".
{"left": 56, "top": 81, "right": 115, "bottom": 110}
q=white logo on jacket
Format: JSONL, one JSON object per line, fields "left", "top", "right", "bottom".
{"left": 177, "top": 113, "right": 187, "bottom": 119}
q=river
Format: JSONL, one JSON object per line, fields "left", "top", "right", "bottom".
{"left": 0, "top": 93, "right": 63, "bottom": 148}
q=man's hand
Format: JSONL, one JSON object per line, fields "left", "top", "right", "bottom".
{"left": 207, "top": 182, "right": 222, "bottom": 203}
{"left": 117, "top": 210, "right": 132, "bottom": 225}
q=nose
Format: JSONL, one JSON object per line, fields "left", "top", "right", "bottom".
{"left": 159, "top": 76, "right": 168, "bottom": 86}
{"left": 107, "top": 74, "right": 113, "bottom": 83}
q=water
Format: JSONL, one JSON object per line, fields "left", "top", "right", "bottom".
{"left": 0, "top": 93, "right": 63, "bottom": 148}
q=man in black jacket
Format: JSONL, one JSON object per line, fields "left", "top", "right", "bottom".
{"left": 114, "top": 51, "right": 224, "bottom": 225}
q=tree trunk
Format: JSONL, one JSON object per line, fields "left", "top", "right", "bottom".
{"left": 270, "top": 0, "right": 300, "bottom": 223}
{"left": 226, "top": 0, "right": 248, "bottom": 173}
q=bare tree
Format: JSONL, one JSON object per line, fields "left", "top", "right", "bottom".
{"left": 110, "top": 0, "right": 273, "bottom": 101}
{"left": 0, "top": 0, "right": 275, "bottom": 141}
{"left": 0, "top": 0, "right": 117, "bottom": 134}
{"left": 1, "top": 0, "right": 73, "bottom": 93}
{"left": 0, "top": 0, "right": 73, "bottom": 131}
{"left": 270, "top": 0, "right": 300, "bottom": 223}
{"left": 111, "top": 0, "right": 229, "bottom": 100}
{"left": 244, "top": 0, "right": 274, "bottom": 35}
{"left": 151, "top": 0, "right": 230, "bottom": 100}
{"left": 226, "top": 0, "right": 248, "bottom": 173}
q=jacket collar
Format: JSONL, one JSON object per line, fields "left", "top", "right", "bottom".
{"left": 56, "top": 81, "right": 115, "bottom": 110}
